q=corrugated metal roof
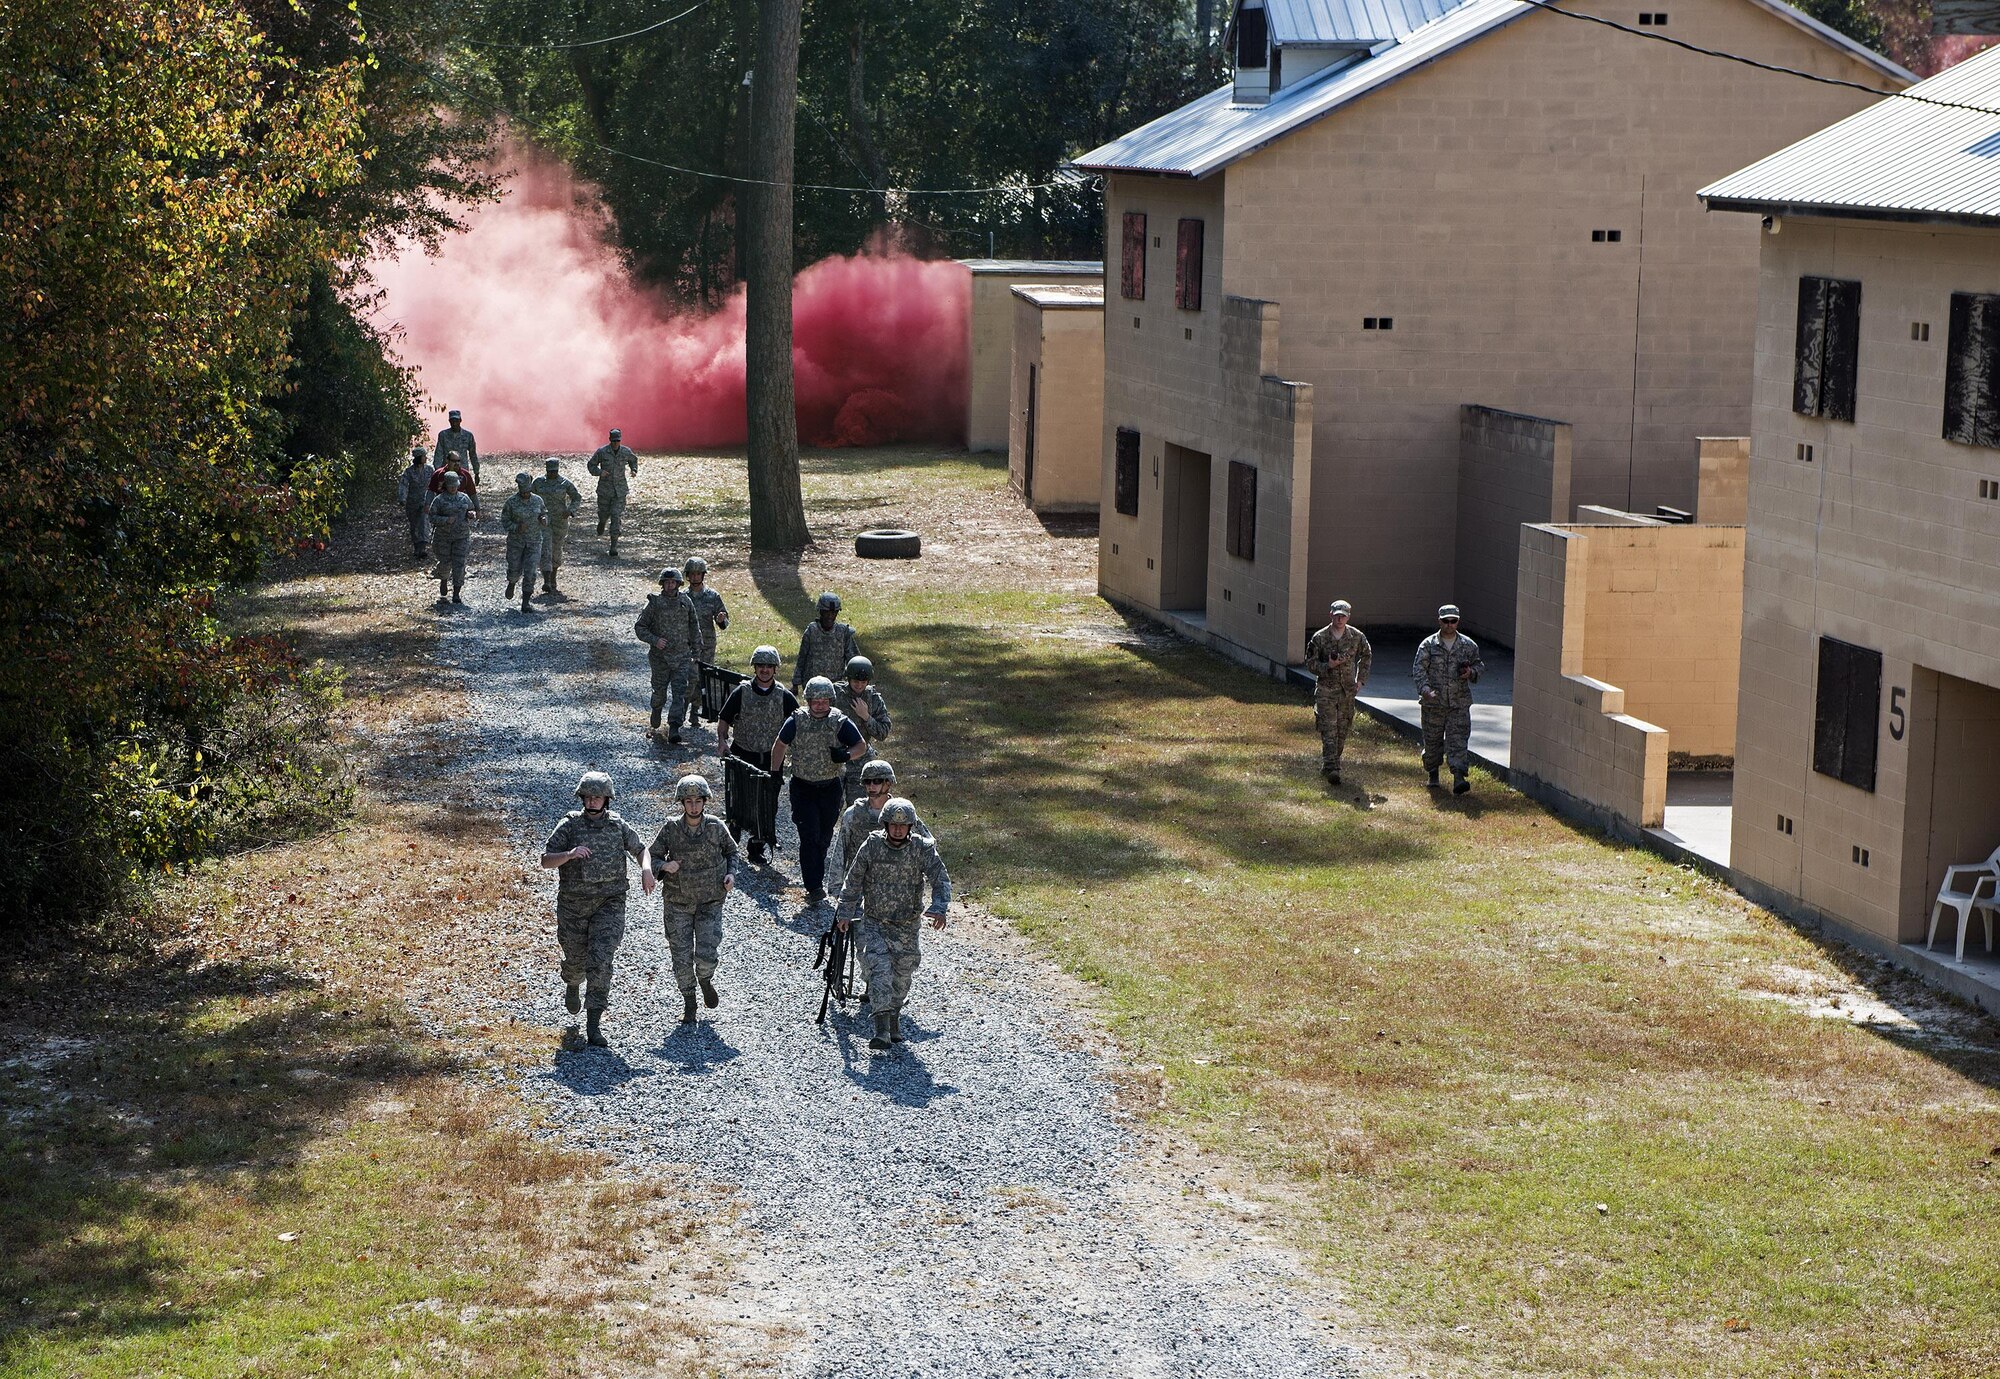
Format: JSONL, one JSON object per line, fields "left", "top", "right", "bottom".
{"left": 958, "top": 259, "right": 1102, "bottom": 276}
{"left": 1700, "top": 45, "right": 2000, "bottom": 224}
{"left": 1265, "top": 0, "right": 1467, "bottom": 45}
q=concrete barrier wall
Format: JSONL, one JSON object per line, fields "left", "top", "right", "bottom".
{"left": 1456, "top": 406, "right": 1572, "bottom": 647}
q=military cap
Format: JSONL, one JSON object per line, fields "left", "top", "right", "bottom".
{"left": 1329, "top": 600, "right": 1352, "bottom": 616}
{"left": 514, "top": 471, "right": 533, "bottom": 487}
{"left": 1438, "top": 604, "right": 1461, "bottom": 621}
{"left": 544, "top": 456, "right": 561, "bottom": 469}
{"left": 447, "top": 408, "right": 462, "bottom": 420}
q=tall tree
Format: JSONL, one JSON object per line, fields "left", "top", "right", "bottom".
{"left": 744, "top": 0, "right": 811, "bottom": 550}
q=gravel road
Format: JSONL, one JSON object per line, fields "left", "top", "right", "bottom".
{"left": 421, "top": 470, "right": 1381, "bottom": 1378}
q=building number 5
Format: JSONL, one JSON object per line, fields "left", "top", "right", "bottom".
{"left": 1888, "top": 686, "right": 1906, "bottom": 741}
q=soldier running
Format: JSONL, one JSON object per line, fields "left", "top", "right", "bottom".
{"left": 715, "top": 646, "right": 798, "bottom": 863}
{"left": 531, "top": 457, "right": 582, "bottom": 595}
{"left": 425, "top": 471, "right": 476, "bottom": 605}
{"left": 500, "top": 472, "right": 546, "bottom": 613}
{"left": 636, "top": 567, "right": 700, "bottom": 743}
{"left": 650, "top": 774, "right": 739, "bottom": 1027}
{"left": 1413, "top": 603, "right": 1483, "bottom": 795}
{"left": 1305, "top": 599, "right": 1372, "bottom": 784}
{"left": 540, "top": 771, "right": 654, "bottom": 1048}
{"left": 395, "top": 445, "right": 434, "bottom": 557}
{"left": 433, "top": 407, "right": 479, "bottom": 483}
{"left": 683, "top": 556, "right": 729, "bottom": 722}
{"left": 793, "top": 592, "right": 860, "bottom": 692}
{"left": 834, "top": 656, "right": 892, "bottom": 803}
{"left": 770, "top": 675, "right": 867, "bottom": 905}
{"left": 836, "top": 797, "right": 951, "bottom": 1052}
{"left": 588, "top": 427, "right": 639, "bottom": 556}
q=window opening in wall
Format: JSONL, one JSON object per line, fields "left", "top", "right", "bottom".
{"left": 1591, "top": 229, "right": 1624, "bottom": 242}
{"left": 1184, "top": 327, "right": 1193, "bottom": 340}
{"left": 1796, "top": 442, "right": 1815, "bottom": 463}
{"left": 1176, "top": 219, "right": 1204, "bottom": 311}
{"left": 1794, "top": 275, "right": 1861, "bottom": 422}
{"left": 1223, "top": 588, "right": 1232, "bottom": 602}
{"left": 1114, "top": 427, "right": 1140, "bottom": 517}
{"left": 1945, "top": 291, "right": 2000, "bottom": 447}
{"left": 1852, "top": 845, "right": 1871, "bottom": 867}
{"left": 1363, "top": 317, "right": 1395, "bottom": 330}
{"left": 1256, "top": 601, "right": 1266, "bottom": 616}
{"left": 1913, "top": 321, "right": 1931, "bottom": 341}
{"left": 1120, "top": 212, "right": 1146, "bottom": 301}
{"left": 1638, "top": 11, "right": 1668, "bottom": 23}
{"left": 1980, "top": 478, "right": 1999, "bottom": 499}
{"left": 1226, "top": 460, "right": 1258, "bottom": 562}
{"left": 1813, "top": 636, "right": 1882, "bottom": 793}
{"left": 1777, "top": 814, "right": 1794, "bottom": 835}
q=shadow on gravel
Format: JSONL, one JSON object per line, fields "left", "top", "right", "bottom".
{"left": 656, "top": 1024, "right": 743, "bottom": 1073}
{"left": 546, "top": 1048, "right": 656, "bottom": 1095}
{"left": 843, "top": 1049, "right": 958, "bottom": 1108}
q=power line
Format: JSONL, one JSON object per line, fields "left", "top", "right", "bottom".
{"left": 360, "top": 0, "right": 710, "bottom": 52}
{"left": 592, "top": 140, "right": 1098, "bottom": 199}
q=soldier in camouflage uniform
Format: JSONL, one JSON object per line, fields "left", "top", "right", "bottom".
{"left": 650, "top": 774, "right": 739, "bottom": 1027}
{"left": 500, "top": 473, "right": 546, "bottom": 613}
{"left": 770, "top": 676, "right": 867, "bottom": 904}
{"left": 792, "top": 592, "right": 860, "bottom": 692}
{"left": 433, "top": 408, "right": 479, "bottom": 483}
{"left": 835, "top": 758, "right": 928, "bottom": 889}
{"left": 834, "top": 655, "right": 892, "bottom": 803}
{"left": 1305, "top": 599, "right": 1372, "bottom": 784}
{"left": 1413, "top": 603, "right": 1483, "bottom": 795}
{"left": 636, "top": 567, "right": 700, "bottom": 743}
{"left": 716, "top": 646, "right": 798, "bottom": 863}
{"left": 531, "top": 457, "right": 582, "bottom": 595}
{"left": 540, "top": 771, "right": 654, "bottom": 1047}
{"left": 395, "top": 446, "right": 435, "bottom": 557}
{"left": 588, "top": 427, "right": 639, "bottom": 555}
{"left": 836, "top": 798, "right": 951, "bottom": 1051}
{"left": 425, "top": 471, "right": 477, "bottom": 605}
{"left": 682, "top": 556, "right": 729, "bottom": 721}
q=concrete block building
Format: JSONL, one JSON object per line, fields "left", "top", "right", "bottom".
{"left": 1700, "top": 47, "right": 2000, "bottom": 979}
{"left": 1073, "top": 0, "right": 1905, "bottom": 671}
{"left": 961, "top": 260, "right": 1102, "bottom": 452}
{"left": 1009, "top": 283, "right": 1106, "bottom": 513}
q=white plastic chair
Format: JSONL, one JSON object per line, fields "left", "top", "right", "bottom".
{"left": 1927, "top": 845, "right": 2000, "bottom": 962}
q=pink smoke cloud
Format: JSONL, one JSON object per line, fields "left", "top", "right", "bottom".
{"left": 368, "top": 148, "right": 970, "bottom": 450}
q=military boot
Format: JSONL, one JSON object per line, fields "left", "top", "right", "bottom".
{"left": 438, "top": 580, "right": 449, "bottom": 602}
{"left": 1426, "top": 768, "right": 1440, "bottom": 788}
{"left": 1453, "top": 775, "right": 1471, "bottom": 795}
{"left": 681, "top": 991, "right": 697, "bottom": 1025}
{"left": 506, "top": 576, "right": 516, "bottom": 598}
{"left": 545, "top": 570, "right": 558, "bottom": 594}
{"left": 451, "top": 585, "right": 464, "bottom": 605}
{"left": 564, "top": 982, "right": 581, "bottom": 1015}
{"left": 520, "top": 590, "right": 533, "bottom": 613}
{"left": 889, "top": 1011, "right": 904, "bottom": 1044}
{"left": 585, "top": 1009, "right": 608, "bottom": 1047}
{"left": 699, "top": 977, "right": 719, "bottom": 1009}
{"left": 868, "top": 1012, "right": 892, "bottom": 1051}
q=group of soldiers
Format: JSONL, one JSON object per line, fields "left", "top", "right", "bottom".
{"left": 1305, "top": 600, "right": 1484, "bottom": 793}
{"left": 393, "top": 419, "right": 645, "bottom": 607}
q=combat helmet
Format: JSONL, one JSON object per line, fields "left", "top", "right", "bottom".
{"left": 816, "top": 591, "right": 842, "bottom": 613}
{"left": 683, "top": 556, "right": 708, "bottom": 577}
{"left": 440, "top": 471, "right": 461, "bottom": 488}
{"left": 859, "top": 759, "right": 896, "bottom": 785}
{"left": 880, "top": 798, "right": 920, "bottom": 828}
{"left": 575, "top": 770, "right": 616, "bottom": 801}
{"left": 803, "top": 676, "right": 836, "bottom": 702}
{"left": 845, "top": 655, "right": 874, "bottom": 681}
{"left": 750, "top": 645, "right": 781, "bottom": 667}
{"left": 658, "top": 566, "right": 683, "bottom": 585}
{"left": 674, "top": 774, "right": 712, "bottom": 801}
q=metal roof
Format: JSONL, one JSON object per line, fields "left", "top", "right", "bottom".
{"left": 958, "top": 259, "right": 1102, "bottom": 276}
{"left": 1265, "top": 0, "right": 1468, "bottom": 46}
{"left": 1076, "top": 0, "right": 1911, "bottom": 180}
{"left": 1700, "top": 45, "right": 2000, "bottom": 225}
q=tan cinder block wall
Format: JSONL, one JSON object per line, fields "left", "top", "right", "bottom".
{"left": 1731, "top": 217, "right": 2000, "bottom": 945}
{"left": 1007, "top": 292, "right": 1105, "bottom": 512}
{"left": 965, "top": 262, "right": 1101, "bottom": 451}
{"left": 1214, "top": 0, "right": 1888, "bottom": 627}
{"left": 1697, "top": 436, "right": 1751, "bottom": 524}
{"left": 1455, "top": 406, "right": 1574, "bottom": 646}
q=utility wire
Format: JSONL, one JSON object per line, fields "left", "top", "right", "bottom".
{"left": 360, "top": 0, "right": 709, "bottom": 52}
{"left": 593, "top": 140, "right": 1097, "bottom": 198}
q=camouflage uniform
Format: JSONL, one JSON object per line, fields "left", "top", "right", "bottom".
{"left": 837, "top": 831, "right": 951, "bottom": 1016}
{"left": 1305, "top": 622, "right": 1372, "bottom": 774}
{"left": 1413, "top": 630, "right": 1483, "bottom": 778}
{"left": 649, "top": 813, "right": 738, "bottom": 996}
{"left": 544, "top": 809, "right": 646, "bottom": 1011}
{"left": 834, "top": 796, "right": 927, "bottom": 889}
{"left": 687, "top": 586, "right": 728, "bottom": 665}
{"left": 426, "top": 489, "right": 476, "bottom": 590}
{"left": 396, "top": 458, "right": 435, "bottom": 553}
{"left": 433, "top": 423, "right": 479, "bottom": 482}
{"left": 793, "top": 620, "right": 859, "bottom": 691}
{"left": 635, "top": 588, "right": 699, "bottom": 732}
{"left": 834, "top": 683, "right": 892, "bottom": 802}
{"left": 531, "top": 472, "right": 582, "bottom": 584}
{"left": 500, "top": 490, "right": 547, "bottom": 593}
{"left": 588, "top": 443, "right": 639, "bottom": 544}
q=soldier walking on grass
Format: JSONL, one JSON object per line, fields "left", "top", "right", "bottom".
{"left": 425, "top": 471, "right": 476, "bottom": 605}
{"left": 716, "top": 646, "right": 798, "bottom": 864}
{"left": 650, "top": 774, "right": 739, "bottom": 1027}
{"left": 836, "top": 798, "right": 950, "bottom": 1052}
{"left": 500, "top": 473, "right": 546, "bottom": 613}
{"left": 540, "top": 771, "right": 654, "bottom": 1048}
{"left": 1414, "top": 603, "right": 1483, "bottom": 795}
{"left": 396, "top": 445, "right": 434, "bottom": 558}
{"left": 588, "top": 427, "right": 639, "bottom": 556}
{"left": 834, "top": 656, "right": 892, "bottom": 803}
{"left": 531, "top": 457, "right": 582, "bottom": 595}
{"left": 1305, "top": 599, "right": 1372, "bottom": 785}
{"left": 636, "top": 567, "right": 699, "bottom": 743}
{"left": 770, "top": 676, "right": 867, "bottom": 905}
{"left": 433, "top": 407, "right": 479, "bottom": 483}
{"left": 793, "top": 592, "right": 860, "bottom": 691}
{"left": 683, "top": 556, "right": 729, "bottom": 721}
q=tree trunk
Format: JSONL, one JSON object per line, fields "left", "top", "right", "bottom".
{"left": 1197, "top": 0, "right": 1215, "bottom": 64}
{"left": 743, "top": 0, "right": 810, "bottom": 551}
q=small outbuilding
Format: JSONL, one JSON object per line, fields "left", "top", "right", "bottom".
{"left": 961, "top": 259, "right": 1102, "bottom": 452}
{"left": 1009, "top": 283, "right": 1105, "bottom": 514}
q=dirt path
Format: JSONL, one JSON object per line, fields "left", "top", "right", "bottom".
{"left": 397, "top": 453, "right": 1385, "bottom": 1377}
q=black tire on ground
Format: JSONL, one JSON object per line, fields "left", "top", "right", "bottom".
{"left": 854, "top": 528, "right": 921, "bottom": 559}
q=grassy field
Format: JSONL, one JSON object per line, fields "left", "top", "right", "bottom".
{"left": 684, "top": 446, "right": 2000, "bottom": 1378}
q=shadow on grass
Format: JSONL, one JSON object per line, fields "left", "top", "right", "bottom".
{"left": 0, "top": 942, "right": 450, "bottom": 1358}
{"left": 799, "top": 445, "right": 1003, "bottom": 477}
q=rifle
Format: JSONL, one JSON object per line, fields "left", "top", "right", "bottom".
{"left": 813, "top": 920, "right": 860, "bottom": 1024}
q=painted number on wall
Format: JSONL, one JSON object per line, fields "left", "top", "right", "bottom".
{"left": 1889, "top": 686, "right": 1907, "bottom": 741}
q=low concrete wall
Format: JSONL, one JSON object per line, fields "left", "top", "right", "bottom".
{"left": 1696, "top": 436, "right": 1749, "bottom": 525}
{"left": 1455, "top": 406, "right": 1573, "bottom": 647}
{"left": 1008, "top": 284, "right": 1104, "bottom": 513}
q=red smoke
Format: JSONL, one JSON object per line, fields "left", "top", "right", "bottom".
{"left": 368, "top": 148, "right": 969, "bottom": 450}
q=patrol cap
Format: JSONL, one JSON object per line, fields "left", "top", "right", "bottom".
{"left": 544, "top": 455, "right": 561, "bottom": 469}
{"left": 683, "top": 556, "right": 708, "bottom": 576}
{"left": 1329, "top": 599, "right": 1352, "bottom": 617}
{"left": 447, "top": 408, "right": 462, "bottom": 420}
{"left": 816, "top": 592, "right": 842, "bottom": 612}
{"left": 411, "top": 445, "right": 426, "bottom": 461}
{"left": 658, "top": 567, "right": 683, "bottom": 585}
{"left": 860, "top": 759, "right": 896, "bottom": 784}
{"left": 1438, "top": 604, "right": 1461, "bottom": 621}
{"left": 515, "top": 471, "right": 533, "bottom": 487}
{"left": 750, "top": 645, "right": 781, "bottom": 667}
{"left": 440, "top": 471, "right": 461, "bottom": 487}
{"left": 845, "top": 656, "right": 873, "bottom": 681}
{"left": 803, "top": 676, "right": 836, "bottom": 701}
{"left": 576, "top": 770, "right": 615, "bottom": 800}
{"left": 880, "top": 798, "right": 920, "bottom": 828}
{"left": 675, "top": 773, "right": 712, "bottom": 800}
{"left": 609, "top": 427, "right": 622, "bottom": 440}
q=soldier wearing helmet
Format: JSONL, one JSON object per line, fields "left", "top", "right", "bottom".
{"left": 836, "top": 796, "right": 951, "bottom": 1051}
{"left": 396, "top": 445, "right": 435, "bottom": 557}
{"left": 792, "top": 592, "right": 860, "bottom": 693}
{"left": 649, "top": 773, "right": 739, "bottom": 1026}
{"left": 832, "top": 654, "right": 892, "bottom": 804}
{"left": 500, "top": 472, "right": 548, "bottom": 613}
{"left": 587, "top": 427, "right": 639, "bottom": 555}
{"left": 530, "top": 458, "right": 582, "bottom": 595}
{"left": 769, "top": 674, "right": 866, "bottom": 904}
{"left": 715, "top": 644, "right": 797, "bottom": 863}
{"left": 539, "top": 771, "right": 654, "bottom": 1048}
{"left": 682, "top": 557, "right": 730, "bottom": 713}
{"left": 425, "top": 469, "right": 478, "bottom": 606}
{"left": 834, "top": 758, "right": 927, "bottom": 889}
{"left": 635, "top": 567, "right": 699, "bottom": 743}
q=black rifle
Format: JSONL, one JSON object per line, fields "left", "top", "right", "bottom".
{"left": 813, "top": 920, "right": 860, "bottom": 1024}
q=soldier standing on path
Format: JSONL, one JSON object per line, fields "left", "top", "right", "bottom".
{"left": 588, "top": 427, "right": 639, "bottom": 556}
{"left": 396, "top": 446, "right": 435, "bottom": 558}
{"left": 793, "top": 592, "right": 860, "bottom": 691}
{"left": 433, "top": 408, "right": 479, "bottom": 483}
{"left": 500, "top": 473, "right": 547, "bottom": 613}
{"left": 636, "top": 567, "right": 699, "bottom": 743}
{"left": 1305, "top": 599, "right": 1372, "bottom": 785}
{"left": 836, "top": 798, "right": 951, "bottom": 1052}
{"left": 715, "top": 646, "right": 798, "bottom": 864}
{"left": 540, "top": 771, "right": 654, "bottom": 1048}
{"left": 769, "top": 676, "right": 867, "bottom": 905}
{"left": 531, "top": 457, "right": 582, "bottom": 595}
{"left": 650, "top": 774, "right": 739, "bottom": 1027}
{"left": 683, "top": 556, "right": 729, "bottom": 722}
{"left": 1413, "top": 604, "right": 1483, "bottom": 795}
{"left": 425, "top": 471, "right": 477, "bottom": 605}
{"left": 834, "top": 758, "right": 928, "bottom": 889}
{"left": 834, "top": 656, "right": 892, "bottom": 803}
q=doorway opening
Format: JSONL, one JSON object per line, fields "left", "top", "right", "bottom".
{"left": 1160, "top": 442, "right": 1211, "bottom": 611}
{"left": 1023, "top": 364, "right": 1038, "bottom": 506}
{"left": 1904, "top": 668, "right": 2000, "bottom": 961}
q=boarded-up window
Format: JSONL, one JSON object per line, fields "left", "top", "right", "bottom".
{"left": 1120, "top": 213, "right": 1146, "bottom": 301}
{"left": 1812, "top": 636, "right": 1880, "bottom": 792}
{"left": 1793, "top": 276, "right": 1861, "bottom": 422}
{"left": 1226, "top": 460, "right": 1257, "bottom": 561}
{"left": 1944, "top": 291, "right": 2000, "bottom": 447}
{"left": 1236, "top": 5, "right": 1268, "bottom": 68}
{"left": 1114, "top": 427, "right": 1140, "bottom": 517}
{"left": 1176, "top": 219, "right": 1204, "bottom": 311}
